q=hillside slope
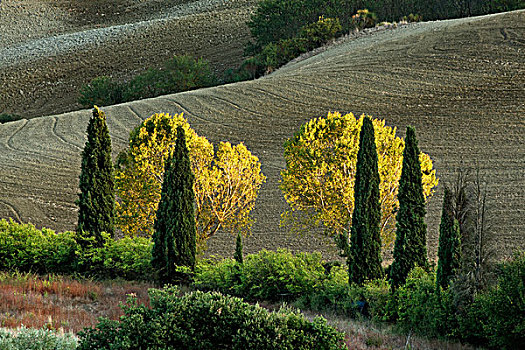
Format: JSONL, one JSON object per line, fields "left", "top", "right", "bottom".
{"left": 0, "top": 0, "right": 257, "bottom": 118}
{"left": 0, "top": 10, "right": 523, "bottom": 259}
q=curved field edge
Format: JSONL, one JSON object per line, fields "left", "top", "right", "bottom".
{"left": 0, "top": 11, "right": 523, "bottom": 259}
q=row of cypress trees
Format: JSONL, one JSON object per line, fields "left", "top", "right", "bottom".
{"left": 77, "top": 106, "right": 458, "bottom": 288}
{"left": 346, "top": 117, "right": 461, "bottom": 289}
{"left": 342, "top": 118, "right": 434, "bottom": 287}
{"left": 77, "top": 107, "right": 196, "bottom": 285}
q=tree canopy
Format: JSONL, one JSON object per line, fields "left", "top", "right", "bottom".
{"left": 115, "top": 113, "right": 265, "bottom": 252}
{"left": 280, "top": 112, "right": 438, "bottom": 252}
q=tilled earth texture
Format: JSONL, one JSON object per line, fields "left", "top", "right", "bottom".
{"left": 0, "top": 2, "right": 524, "bottom": 260}
{"left": 0, "top": 0, "right": 257, "bottom": 118}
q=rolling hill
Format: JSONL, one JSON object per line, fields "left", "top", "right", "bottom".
{"left": 0, "top": 8, "right": 523, "bottom": 260}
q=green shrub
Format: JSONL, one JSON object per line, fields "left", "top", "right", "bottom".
{"left": 469, "top": 252, "right": 525, "bottom": 349}
{"left": 300, "top": 17, "right": 342, "bottom": 48}
{"left": 0, "top": 219, "right": 79, "bottom": 274}
{"left": 79, "top": 234, "right": 153, "bottom": 280}
{"left": 394, "top": 267, "right": 456, "bottom": 338}
{"left": 123, "top": 55, "right": 216, "bottom": 101}
{"left": 0, "top": 113, "right": 23, "bottom": 124}
{"left": 0, "top": 326, "right": 78, "bottom": 350}
{"left": 79, "top": 56, "right": 216, "bottom": 107}
{"left": 78, "top": 287, "right": 346, "bottom": 350}
{"left": 196, "top": 249, "right": 327, "bottom": 301}
{"left": 0, "top": 219, "right": 152, "bottom": 280}
{"left": 78, "top": 76, "right": 124, "bottom": 108}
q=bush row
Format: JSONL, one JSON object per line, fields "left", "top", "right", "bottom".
{"left": 1, "top": 220, "right": 523, "bottom": 348}
{"left": 225, "top": 16, "right": 345, "bottom": 82}
{"left": 195, "top": 249, "right": 525, "bottom": 349}
{"left": 78, "top": 287, "right": 346, "bottom": 350}
{"left": 0, "top": 219, "right": 152, "bottom": 280}
{"left": 78, "top": 55, "right": 217, "bottom": 108}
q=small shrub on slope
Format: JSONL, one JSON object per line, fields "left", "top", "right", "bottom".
{"left": 78, "top": 286, "right": 346, "bottom": 350}
{"left": 78, "top": 76, "right": 124, "bottom": 107}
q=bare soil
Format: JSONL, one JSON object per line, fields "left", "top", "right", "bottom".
{"left": 0, "top": 0, "right": 257, "bottom": 117}
{"left": 0, "top": 1, "right": 523, "bottom": 260}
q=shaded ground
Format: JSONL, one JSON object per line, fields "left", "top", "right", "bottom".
{"left": 0, "top": 0, "right": 257, "bottom": 117}
{"left": 0, "top": 3, "right": 523, "bottom": 260}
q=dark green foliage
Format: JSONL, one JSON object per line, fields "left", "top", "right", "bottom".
{"left": 349, "top": 0, "right": 524, "bottom": 22}
{"left": 394, "top": 267, "right": 457, "bottom": 338}
{"left": 0, "top": 219, "right": 152, "bottom": 280}
{"left": 234, "top": 232, "right": 243, "bottom": 264}
{"left": 78, "top": 287, "right": 346, "bottom": 350}
{"left": 229, "top": 17, "right": 342, "bottom": 82}
{"left": 78, "top": 76, "right": 124, "bottom": 107}
{"left": 348, "top": 117, "right": 383, "bottom": 285}
{"left": 436, "top": 187, "right": 461, "bottom": 289}
{"left": 79, "top": 56, "right": 216, "bottom": 107}
{"left": 390, "top": 126, "right": 428, "bottom": 287}
{"left": 123, "top": 56, "right": 216, "bottom": 101}
{"left": 0, "top": 113, "right": 24, "bottom": 124}
{"left": 76, "top": 106, "right": 115, "bottom": 245}
{"left": 152, "top": 126, "right": 196, "bottom": 285}
{"left": 246, "top": 0, "right": 353, "bottom": 53}
{"left": 466, "top": 252, "right": 525, "bottom": 349}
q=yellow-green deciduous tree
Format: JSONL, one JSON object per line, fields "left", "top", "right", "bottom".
{"left": 115, "top": 113, "right": 265, "bottom": 252}
{"left": 280, "top": 112, "right": 438, "bottom": 252}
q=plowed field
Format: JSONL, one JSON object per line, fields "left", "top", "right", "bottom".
{"left": 0, "top": 2, "right": 523, "bottom": 260}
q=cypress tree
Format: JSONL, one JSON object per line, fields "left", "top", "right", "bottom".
{"left": 436, "top": 186, "right": 462, "bottom": 290}
{"left": 390, "top": 126, "right": 428, "bottom": 288}
{"left": 152, "top": 126, "right": 196, "bottom": 284}
{"left": 76, "top": 106, "right": 115, "bottom": 245}
{"left": 234, "top": 232, "right": 244, "bottom": 264}
{"left": 348, "top": 117, "right": 383, "bottom": 285}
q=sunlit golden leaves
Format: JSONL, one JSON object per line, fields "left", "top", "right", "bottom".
{"left": 280, "top": 112, "right": 438, "bottom": 252}
{"left": 115, "top": 113, "right": 265, "bottom": 252}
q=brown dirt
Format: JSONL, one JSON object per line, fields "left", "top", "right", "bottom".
{"left": 0, "top": 2, "right": 523, "bottom": 260}
{"left": 0, "top": 0, "right": 257, "bottom": 118}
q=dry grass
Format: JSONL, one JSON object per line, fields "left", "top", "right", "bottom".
{"left": 301, "top": 310, "right": 479, "bottom": 350}
{"left": 0, "top": 272, "right": 153, "bottom": 333}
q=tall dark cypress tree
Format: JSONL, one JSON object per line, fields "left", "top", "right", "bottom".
{"left": 77, "top": 106, "right": 115, "bottom": 245}
{"left": 390, "top": 126, "right": 428, "bottom": 288}
{"left": 436, "top": 186, "right": 461, "bottom": 290}
{"left": 152, "top": 126, "right": 196, "bottom": 285}
{"left": 348, "top": 117, "right": 383, "bottom": 285}
{"left": 234, "top": 231, "right": 244, "bottom": 264}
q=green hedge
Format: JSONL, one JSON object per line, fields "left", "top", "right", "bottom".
{"left": 196, "top": 249, "right": 525, "bottom": 349}
{"left": 195, "top": 249, "right": 327, "bottom": 301}
{"left": 0, "top": 219, "right": 152, "bottom": 280}
{"left": 78, "top": 287, "right": 346, "bottom": 350}
{"left": 0, "top": 220, "right": 79, "bottom": 274}
{"left": 79, "top": 55, "right": 217, "bottom": 108}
